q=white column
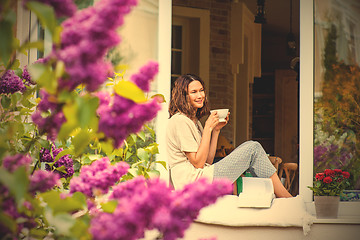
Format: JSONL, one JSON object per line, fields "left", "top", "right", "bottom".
{"left": 299, "top": 0, "right": 314, "bottom": 202}
{"left": 155, "top": 0, "right": 172, "bottom": 183}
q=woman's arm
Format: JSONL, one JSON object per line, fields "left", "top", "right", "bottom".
{"left": 185, "top": 112, "right": 219, "bottom": 168}
{"left": 206, "top": 129, "right": 220, "bottom": 164}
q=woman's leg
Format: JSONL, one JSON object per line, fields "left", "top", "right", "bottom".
{"left": 213, "top": 140, "right": 292, "bottom": 198}
{"left": 270, "top": 173, "right": 292, "bottom": 198}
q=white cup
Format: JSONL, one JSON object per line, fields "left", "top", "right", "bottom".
{"left": 210, "top": 109, "right": 229, "bottom": 122}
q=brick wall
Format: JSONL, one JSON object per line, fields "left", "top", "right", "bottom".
{"left": 173, "top": 0, "right": 234, "bottom": 144}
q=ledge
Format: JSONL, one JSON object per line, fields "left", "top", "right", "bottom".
{"left": 305, "top": 201, "right": 360, "bottom": 224}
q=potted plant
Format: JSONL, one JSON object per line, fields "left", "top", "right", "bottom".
{"left": 308, "top": 169, "right": 350, "bottom": 218}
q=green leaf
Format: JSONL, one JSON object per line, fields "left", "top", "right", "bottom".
{"left": 114, "top": 80, "right": 147, "bottom": 103}
{"left": 0, "top": 167, "right": 29, "bottom": 205}
{"left": 0, "top": 211, "right": 17, "bottom": 233}
{"left": 10, "top": 59, "right": 20, "bottom": 70}
{"left": 137, "top": 131, "right": 146, "bottom": 142}
{"left": 19, "top": 40, "right": 44, "bottom": 54}
{"left": 101, "top": 200, "right": 118, "bottom": 213}
{"left": 155, "top": 161, "right": 167, "bottom": 170}
{"left": 72, "top": 130, "right": 92, "bottom": 156}
{"left": 151, "top": 93, "right": 166, "bottom": 103}
{"left": 137, "top": 148, "right": 149, "bottom": 161}
{"left": 28, "top": 63, "right": 57, "bottom": 94}
{"left": 44, "top": 210, "right": 75, "bottom": 236}
{"left": 26, "top": 1, "right": 57, "bottom": 38}
{"left": 77, "top": 96, "right": 99, "bottom": 129}
{"left": 1, "top": 95, "right": 11, "bottom": 108}
{"left": 54, "top": 148, "right": 73, "bottom": 162}
{"left": 40, "top": 191, "right": 86, "bottom": 215}
{"left": 0, "top": 11, "right": 15, "bottom": 66}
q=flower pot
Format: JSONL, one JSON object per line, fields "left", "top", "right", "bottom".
{"left": 314, "top": 196, "right": 340, "bottom": 219}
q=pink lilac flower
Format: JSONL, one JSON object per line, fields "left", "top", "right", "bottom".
{"left": 52, "top": 0, "right": 137, "bottom": 92}
{"left": 29, "top": 170, "right": 60, "bottom": 194}
{"left": 69, "top": 157, "right": 129, "bottom": 197}
{"left": 22, "top": 0, "right": 77, "bottom": 18}
{"left": 2, "top": 154, "right": 32, "bottom": 173}
{"left": 0, "top": 70, "right": 26, "bottom": 94}
{"left": 40, "top": 145, "right": 74, "bottom": 179}
{"left": 130, "top": 61, "right": 159, "bottom": 92}
{"left": 90, "top": 177, "right": 232, "bottom": 240}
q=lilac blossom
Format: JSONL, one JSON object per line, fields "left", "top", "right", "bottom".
{"left": 69, "top": 157, "right": 129, "bottom": 197}
{"left": 90, "top": 177, "right": 232, "bottom": 240}
{"left": 40, "top": 145, "right": 74, "bottom": 179}
{"left": 32, "top": 110, "right": 66, "bottom": 141}
{"left": 37, "top": 89, "right": 58, "bottom": 112}
{"left": 2, "top": 154, "right": 32, "bottom": 173}
{"left": 130, "top": 61, "right": 159, "bottom": 91}
{"left": 98, "top": 95, "right": 161, "bottom": 148}
{"left": 22, "top": 0, "right": 77, "bottom": 18}
{"left": 22, "top": 66, "right": 35, "bottom": 85}
{"left": 29, "top": 170, "right": 60, "bottom": 194}
{"left": 0, "top": 70, "right": 26, "bottom": 94}
{"left": 51, "top": 0, "right": 137, "bottom": 92}
{"left": 0, "top": 197, "right": 36, "bottom": 236}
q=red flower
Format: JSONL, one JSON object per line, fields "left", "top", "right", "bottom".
{"left": 342, "top": 171, "right": 350, "bottom": 179}
{"left": 324, "top": 169, "right": 335, "bottom": 176}
{"left": 334, "top": 169, "right": 342, "bottom": 174}
{"left": 315, "top": 173, "right": 325, "bottom": 180}
{"left": 323, "top": 177, "right": 332, "bottom": 183}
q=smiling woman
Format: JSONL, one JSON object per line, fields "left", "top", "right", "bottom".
{"left": 166, "top": 74, "right": 292, "bottom": 198}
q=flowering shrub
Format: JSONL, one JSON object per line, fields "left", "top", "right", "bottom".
{"left": 0, "top": 0, "right": 230, "bottom": 239}
{"left": 308, "top": 169, "right": 350, "bottom": 196}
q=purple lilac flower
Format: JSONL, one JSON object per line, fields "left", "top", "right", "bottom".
{"left": 109, "top": 176, "right": 146, "bottom": 200}
{"left": 130, "top": 61, "right": 159, "bottom": 92}
{"left": 0, "top": 197, "right": 36, "bottom": 236}
{"left": 2, "top": 154, "right": 32, "bottom": 173}
{"left": 51, "top": 0, "right": 137, "bottom": 92}
{"left": 90, "top": 177, "right": 171, "bottom": 240}
{"left": 69, "top": 157, "right": 129, "bottom": 197}
{"left": 40, "top": 145, "right": 74, "bottom": 179}
{"left": 98, "top": 95, "right": 161, "bottom": 148}
{"left": 36, "top": 89, "right": 58, "bottom": 112}
{"left": 29, "top": 170, "right": 60, "bottom": 194}
{"left": 90, "top": 177, "right": 232, "bottom": 240}
{"left": 22, "top": 0, "right": 77, "bottom": 18}
{"left": 22, "top": 66, "right": 35, "bottom": 85}
{"left": 32, "top": 110, "right": 66, "bottom": 141}
{"left": 152, "top": 178, "right": 232, "bottom": 240}
{"left": 0, "top": 70, "right": 26, "bottom": 94}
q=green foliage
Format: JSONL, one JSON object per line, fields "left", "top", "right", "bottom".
{"left": 314, "top": 21, "right": 360, "bottom": 190}
{"left": 0, "top": 0, "right": 168, "bottom": 239}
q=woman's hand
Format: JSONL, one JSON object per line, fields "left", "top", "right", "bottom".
{"left": 214, "top": 112, "right": 230, "bottom": 131}
{"left": 204, "top": 111, "right": 219, "bottom": 132}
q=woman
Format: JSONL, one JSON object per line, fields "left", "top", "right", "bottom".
{"left": 166, "top": 74, "right": 292, "bottom": 198}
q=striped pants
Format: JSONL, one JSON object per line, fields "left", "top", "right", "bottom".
{"left": 213, "top": 140, "right": 276, "bottom": 182}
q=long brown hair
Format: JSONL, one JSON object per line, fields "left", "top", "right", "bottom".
{"left": 169, "top": 74, "right": 209, "bottom": 120}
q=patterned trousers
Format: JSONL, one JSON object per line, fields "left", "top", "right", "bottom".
{"left": 213, "top": 140, "right": 276, "bottom": 183}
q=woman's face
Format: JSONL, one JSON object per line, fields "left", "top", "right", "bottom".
{"left": 188, "top": 80, "right": 205, "bottom": 109}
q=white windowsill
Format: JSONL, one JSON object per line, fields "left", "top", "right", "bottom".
{"left": 305, "top": 201, "right": 360, "bottom": 224}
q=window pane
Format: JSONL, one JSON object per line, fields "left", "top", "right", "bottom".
{"left": 171, "top": 51, "right": 182, "bottom": 74}
{"left": 314, "top": 0, "right": 360, "bottom": 191}
{"left": 172, "top": 25, "right": 182, "bottom": 49}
